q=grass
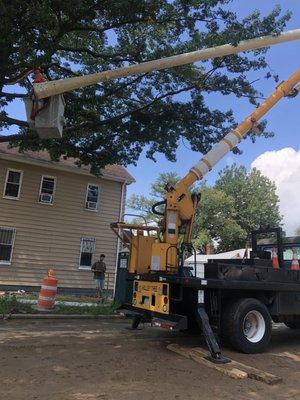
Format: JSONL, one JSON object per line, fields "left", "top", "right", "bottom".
{"left": 0, "top": 294, "right": 33, "bottom": 316}
{"left": 0, "top": 293, "right": 119, "bottom": 317}
{"left": 16, "top": 292, "right": 108, "bottom": 303}
{"left": 53, "top": 302, "right": 118, "bottom": 315}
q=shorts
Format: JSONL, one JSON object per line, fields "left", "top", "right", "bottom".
{"left": 95, "top": 278, "right": 105, "bottom": 290}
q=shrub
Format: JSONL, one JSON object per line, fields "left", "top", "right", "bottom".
{"left": 0, "top": 294, "right": 18, "bottom": 317}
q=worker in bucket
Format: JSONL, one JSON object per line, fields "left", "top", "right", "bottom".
{"left": 91, "top": 254, "right": 106, "bottom": 300}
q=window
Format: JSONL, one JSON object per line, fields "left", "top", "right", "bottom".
{"left": 283, "top": 247, "right": 300, "bottom": 261}
{"left": 39, "top": 176, "right": 56, "bottom": 204}
{"left": 79, "top": 237, "right": 96, "bottom": 268}
{"left": 85, "top": 184, "right": 100, "bottom": 211}
{"left": 3, "top": 169, "right": 23, "bottom": 199}
{"left": 0, "top": 228, "right": 16, "bottom": 264}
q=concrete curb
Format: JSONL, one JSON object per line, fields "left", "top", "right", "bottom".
{"left": 18, "top": 299, "right": 112, "bottom": 307}
{"left": 2, "top": 314, "right": 123, "bottom": 320}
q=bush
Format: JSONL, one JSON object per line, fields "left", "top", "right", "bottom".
{"left": 0, "top": 294, "right": 18, "bottom": 316}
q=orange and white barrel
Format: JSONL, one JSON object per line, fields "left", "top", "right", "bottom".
{"left": 37, "top": 269, "right": 58, "bottom": 310}
{"left": 291, "top": 248, "right": 300, "bottom": 271}
{"left": 271, "top": 247, "right": 279, "bottom": 269}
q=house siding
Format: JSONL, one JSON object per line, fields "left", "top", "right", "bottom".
{"left": 0, "top": 159, "right": 123, "bottom": 291}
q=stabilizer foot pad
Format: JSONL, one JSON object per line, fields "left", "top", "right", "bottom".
{"left": 205, "top": 355, "right": 231, "bottom": 364}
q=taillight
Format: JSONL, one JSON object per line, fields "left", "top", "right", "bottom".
{"left": 163, "top": 296, "right": 168, "bottom": 304}
{"left": 133, "top": 292, "right": 137, "bottom": 298}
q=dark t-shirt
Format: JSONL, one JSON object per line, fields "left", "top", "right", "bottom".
{"left": 92, "top": 260, "right": 106, "bottom": 279}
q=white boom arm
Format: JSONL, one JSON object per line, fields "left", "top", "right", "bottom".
{"left": 179, "top": 68, "right": 300, "bottom": 188}
{"left": 34, "top": 29, "right": 300, "bottom": 100}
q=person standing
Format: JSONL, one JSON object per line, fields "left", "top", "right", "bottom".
{"left": 91, "top": 254, "right": 106, "bottom": 300}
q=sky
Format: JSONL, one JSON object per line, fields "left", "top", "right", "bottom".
{"left": 3, "top": 1, "right": 300, "bottom": 235}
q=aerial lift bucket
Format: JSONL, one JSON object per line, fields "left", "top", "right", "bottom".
{"left": 23, "top": 94, "right": 65, "bottom": 139}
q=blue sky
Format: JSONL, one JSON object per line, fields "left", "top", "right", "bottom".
{"left": 125, "top": 1, "right": 300, "bottom": 197}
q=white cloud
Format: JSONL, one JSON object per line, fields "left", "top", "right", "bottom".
{"left": 251, "top": 148, "right": 300, "bottom": 235}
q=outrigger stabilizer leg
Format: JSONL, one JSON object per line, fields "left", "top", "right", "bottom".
{"left": 131, "top": 315, "right": 142, "bottom": 330}
{"left": 196, "top": 306, "right": 230, "bottom": 364}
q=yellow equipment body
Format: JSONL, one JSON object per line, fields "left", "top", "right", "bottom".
{"left": 128, "top": 235, "right": 156, "bottom": 274}
{"left": 150, "top": 243, "right": 177, "bottom": 272}
{"left": 133, "top": 280, "right": 169, "bottom": 315}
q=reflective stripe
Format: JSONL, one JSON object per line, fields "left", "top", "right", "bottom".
{"left": 222, "top": 138, "right": 234, "bottom": 150}
{"left": 202, "top": 158, "right": 212, "bottom": 171}
{"left": 190, "top": 167, "right": 203, "bottom": 180}
{"left": 191, "top": 129, "right": 241, "bottom": 180}
{"left": 38, "top": 295, "right": 55, "bottom": 302}
{"left": 41, "top": 285, "right": 57, "bottom": 291}
{"left": 226, "top": 130, "right": 241, "bottom": 145}
{"left": 232, "top": 129, "right": 243, "bottom": 139}
{"left": 193, "top": 160, "right": 209, "bottom": 176}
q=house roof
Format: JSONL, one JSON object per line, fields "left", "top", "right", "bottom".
{"left": 185, "top": 248, "right": 247, "bottom": 264}
{"left": 0, "top": 143, "right": 135, "bottom": 183}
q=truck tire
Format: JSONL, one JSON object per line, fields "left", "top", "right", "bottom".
{"left": 222, "top": 298, "right": 272, "bottom": 354}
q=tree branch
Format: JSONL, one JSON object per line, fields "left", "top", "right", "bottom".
{"left": 56, "top": 46, "right": 136, "bottom": 62}
{"left": 100, "top": 73, "right": 148, "bottom": 99}
{"left": 0, "top": 92, "right": 27, "bottom": 99}
{"left": 42, "top": 62, "right": 81, "bottom": 78}
{"left": 3, "top": 67, "right": 34, "bottom": 85}
{"left": 0, "top": 113, "right": 28, "bottom": 127}
{"left": 0, "top": 134, "right": 29, "bottom": 143}
{"left": 65, "top": 84, "right": 196, "bottom": 133}
{"left": 72, "top": 15, "right": 218, "bottom": 34}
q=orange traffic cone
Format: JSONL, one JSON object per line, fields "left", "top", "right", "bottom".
{"left": 271, "top": 247, "right": 279, "bottom": 269}
{"left": 291, "top": 248, "right": 300, "bottom": 271}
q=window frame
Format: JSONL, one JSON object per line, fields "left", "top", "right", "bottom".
{"left": 85, "top": 183, "right": 100, "bottom": 212}
{"left": 78, "top": 237, "right": 96, "bottom": 270}
{"left": 38, "top": 175, "right": 57, "bottom": 205}
{"left": 3, "top": 168, "right": 23, "bottom": 200}
{"left": 0, "top": 227, "right": 16, "bottom": 265}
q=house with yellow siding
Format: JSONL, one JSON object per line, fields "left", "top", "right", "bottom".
{"left": 0, "top": 143, "right": 134, "bottom": 294}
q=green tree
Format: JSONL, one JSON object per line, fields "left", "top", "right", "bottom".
{"left": 192, "top": 186, "right": 246, "bottom": 252}
{"left": 192, "top": 165, "right": 282, "bottom": 251}
{"left": 1, "top": 1, "right": 290, "bottom": 173}
{"left": 215, "top": 164, "right": 282, "bottom": 233}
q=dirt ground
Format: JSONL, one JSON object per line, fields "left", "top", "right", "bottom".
{"left": 0, "top": 318, "right": 299, "bottom": 400}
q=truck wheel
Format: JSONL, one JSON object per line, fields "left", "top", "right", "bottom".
{"left": 222, "top": 298, "right": 272, "bottom": 354}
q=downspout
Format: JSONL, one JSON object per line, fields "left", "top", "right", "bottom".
{"left": 113, "top": 180, "right": 127, "bottom": 295}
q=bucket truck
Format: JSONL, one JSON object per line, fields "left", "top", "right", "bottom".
{"left": 21, "top": 29, "right": 300, "bottom": 361}
{"left": 113, "top": 69, "right": 300, "bottom": 362}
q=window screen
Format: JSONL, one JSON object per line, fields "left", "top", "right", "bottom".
{"left": 4, "top": 170, "right": 22, "bottom": 199}
{"left": 0, "top": 228, "right": 16, "bottom": 264}
{"left": 85, "top": 184, "right": 99, "bottom": 210}
{"left": 39, "top": 176, "right": 55, "bottom": 203}
{"left": 79, "top": 237, "right": 96, "bottom": 267}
